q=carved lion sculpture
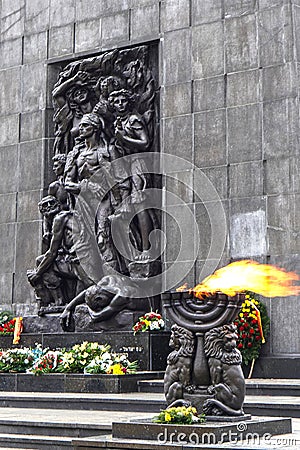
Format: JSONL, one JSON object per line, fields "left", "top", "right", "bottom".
{"left": 203, "top": 323, "right": 245, "bottom": 416}
{"left": 164, "top": 324, "right": 195, "bottom": 407}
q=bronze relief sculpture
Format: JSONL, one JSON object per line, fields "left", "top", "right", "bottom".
{"left": 27, "top": 45, "right": 160, "bottom": 327}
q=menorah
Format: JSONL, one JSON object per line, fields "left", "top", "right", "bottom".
{"left": 162, "top": 290, "right": 244, "bottom": 409}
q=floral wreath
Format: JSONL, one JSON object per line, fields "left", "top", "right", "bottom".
{"left": 234, "top": 291, "right": 270, "bottom": 377}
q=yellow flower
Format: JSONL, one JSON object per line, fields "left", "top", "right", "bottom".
{"left": 90, "top": 342, "right": 98, "bottom": 350}
{"left": 239, "top": 313, "right": 243, "bottom": 318}
{"left": 80, "top": 342, "right": 88, "bottom": 351}
{"left": 165, "top": 412, "right": 171, "bottom": 422}
{"left": 111, "top": 363, "right": 125, "bottom": 375}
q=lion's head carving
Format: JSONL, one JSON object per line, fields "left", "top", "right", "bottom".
{"left": 204, "top": 323, "right": 242, "bottom": 365}
{"left": 169, "top": 324, "right": 195, "bottom": 357}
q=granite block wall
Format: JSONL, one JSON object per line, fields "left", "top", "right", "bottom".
{"left": 0, "top": 0, "right": 299, "bottom": 357}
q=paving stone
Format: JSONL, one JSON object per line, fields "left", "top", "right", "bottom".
{"left": 262, "top": 62, "right": 298, "bottom": 101}
{"left": 267, "top": 193, "right": 291, "bottom": 254}
{"left": 18, "top": 141, "right": 44, "bottom": 192}
{"left": 163, "top": 260, "right": 196, "bottom": 290}
{"left": 75, "top": 0, "right": 104, "bottom": 22}
{"left": 271, "top": 297, "right": 300, "bottom": 353}
{"left": 23, "top": 32, "right": 48, "bottom": 64}
{"left": 265, "top": 156, "right": 290, "bottom": 195}
{"left": 200, "top": 165, "right": 228, "bottom": 200}
{"left": 101, "top": 11, "right": 129, "bottom": 46}
{"left": 162, "top": 115, "right": 193, "bottom": 162}
{"left": 258, "top": 5, "right": 293, "bottom": 67}
{"left": 227, "top": 104, "right": 262, "bottom": 163}
{"left": 263, "top": 98, "right": 300, "bottom": 158}
{"left": 20, "top": 111, "right": 44, "bottom": 142}
{"left": 25, "top": 0, "right": 49, "bottom": 33}
{"left": 75, "top": 19, "right": 101, "bottom": 53}
{"left": 260, "top": 0, "right": 290, "bottom": 9}
{"left": 163, "top": 28, "right": 191, "bottom": 84}
{"left": 193, "top": 75, "right": 225, "bottom": 112}
{"left": 164, "top": 170, "right": 194, "bottom": 205}
{"left": 230, "top": 208, "right": 267, "bottom": 258}
{"left": 0, "top": 273, "right": 13, "bottom": 308}
{"left": 224, "top": 0, "right": 258, "bottom": 17}
{"left": 21, "top": 63, "right": 47, "bottom": 113}
{"left": 1, "top": 0, "right": 25, "bottom": 41}
{"left": 160, "top": 0, "right": 190, "bottom": 32}
{"left": 194, "top": 109, "right": 226, "bottom": 168}
{"left": 50, "top": 0, "right": 75, "bottom": 27}
{"left": 0, "top": 115, "right": 19, "bottom": 147}
{"left": 0, "top": 193, "right": 17, "bottom": 224}
{"left": 165, "top": 203, "right": 196, "bottom": 262}
{"left": 225, "top": 14, "right": 258, "bottom": 73}
{"left": 131, "top": 4, "right": 159, "bottom": 40}
{"left": 229, "top": 161, "right": 264, "bottom": 198}
{"left": 198, "top": 199, "right": 228, "bottom": 261}
{"left": 101, "top": 0, "right": 129, "bottom": 13}
{"left": 0, "top": 68, "right": 21, "bottom": 115}
{"left": 49, "top": 25, "right": 74, "bottom": 58}
{"left": 0, "top": 145, "right": 18, "bottom": 194}
{"left": 192, "top": 22, "right": 224, "bottom": 79}
{"left": 290, "top": 157, "right": 300, "bottom": 193}
{"left": 0, "top": 224, "right": 16, "bottom": 273}
{"left": 0, "top": 38, "right": 23, "bottom": 69}
{"left": 191, "top": 0, "right": 222, "bottom": 25}
{"left": 15, "top": 221, "right": 41, "bottom": 272}
{"left": 227, "top": 69, "right": 260, "bottom": 107}
{"left": 162, "top": 82, "right": 192, "bottom": 117}
{"left": 294, "top": 5, "right": 300, "bottom": 62}
{"left": 17, "top": 190, "right": 42, "bottom": 223}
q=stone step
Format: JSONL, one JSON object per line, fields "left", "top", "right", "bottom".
{"left": 244, "top": 395, "right": 300, "bottom": 418}
{"left": 0, "top": 391, "right": 166, "bottom": 412}
{"left": 0, "top": 407, "right": 155, "bottom": 449}
{"left": 138, "top": 378, "right": 300, "bottom": 396}
{"left": 0, "top": 391, "right": 300, "bottom": 418}
{"left": 0, "top": 433, "right": 72, "bottom": 449}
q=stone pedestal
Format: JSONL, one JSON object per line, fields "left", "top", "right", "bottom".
{"left": 72, "top": 417, "right": 292, "bottom": 449}
{"left": 0, "top": 331, "right": 171, "bottom": 371}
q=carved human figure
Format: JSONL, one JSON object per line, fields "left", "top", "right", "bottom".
{"left": 108, "top": 89, "right": 157, "bottom": 260}
{"left": 60, "top": 274, "right": 132, "bottom": 331}
{"left": 52, "top": 70, "right": 96, "bottom": 154}
{"left": 93, "top": 76, "right": 122, "bottom": 137}
{"left": 203, "top": 323, "right": 245, "bottom": 416}
{"left": 41, "top": 155, "right": 69, "bottom": 249}
{"left": 164, "top": 324, "right": 195, "bottom": 406}
{"left": 48, "top": 154, "right": 69, "bottom": 210}
{"left": 27, "top": 196, "right": 94, "bottom": 311}
{"left": 64, "top": 112, "right": 119, "bottom": 271}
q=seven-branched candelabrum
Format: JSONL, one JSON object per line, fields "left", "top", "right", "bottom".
{"left": 162, "top": 290, "right": 245, "bottom": 417}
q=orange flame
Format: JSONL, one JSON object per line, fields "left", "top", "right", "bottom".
{"left": 183, "top": 260, "right": 300, "bottom": 298}
{"left": 176, "top": 283, "right": 188, "bottom": 292}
